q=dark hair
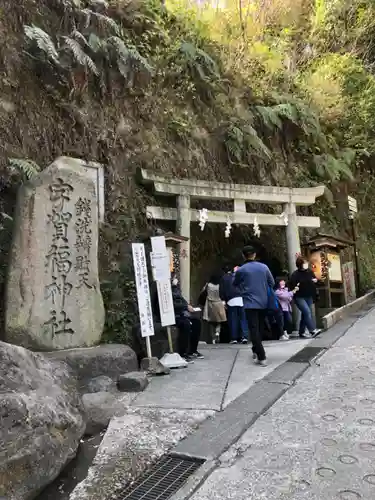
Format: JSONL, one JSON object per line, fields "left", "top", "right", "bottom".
{"left": 296, "top": 256, "right": 306, "bottom": 269}
{"left": 209, "top": 273, "right": 223, "bottom": 285}
{"left": 222, "top": 264, "right": 233, "bottom": 273}
{"left": 243, "top": 245, "right": 256, "bottom": 259}
{"left": 275, "top": 276, "right": 287, "bottom": 289}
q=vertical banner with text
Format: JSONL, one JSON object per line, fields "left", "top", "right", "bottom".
{"left": 151, "top": 236, "right": 175, "bottom": 327}
{"left": 132, "top": 243, "right": 154, "bottom": 338}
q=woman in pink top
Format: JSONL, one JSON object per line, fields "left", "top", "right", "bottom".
{"left": 275, "top": 278, "right": 299, "bottom": 339}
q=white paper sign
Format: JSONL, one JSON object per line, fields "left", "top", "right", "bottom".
{"left": 157, "top": 280, "right": 176, "bottom": 327}
{"left": 132, "top": 243, "right": 154, "bottom": 338}
{"left": 150, "top": 251, "right": 170, "bottom": 282}
{"left": 348, "top": 195, "right": 357, "bottom": 213}
{"left": 151, "top": 236, "right": 175, "bottom": 327}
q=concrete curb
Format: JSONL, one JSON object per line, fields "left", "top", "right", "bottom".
{"left": 173, "top": 381, "right": 288, "bottom": 461}
{"left": 169, "top": 460, "right": 218, "bottom": 500}
{"left": 322, "top": 289, "right": 375, "bottom": 329}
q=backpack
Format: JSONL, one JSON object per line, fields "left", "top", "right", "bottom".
{"left": 267, "top": 286, "right": 282, "bottom": 311}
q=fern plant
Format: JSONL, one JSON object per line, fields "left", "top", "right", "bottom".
{"left": 178, "top": 42, "right": 220, "bottom": 82}
{"left": 255, "top": 106, "right": 283, "bottom": 130}
{"left": 8, "top": 158, "right": 41, "bottom": 180}
{"left": 105, "top": 36, "right": 154, "bottom": 83}
{"left": 24, "top": 18, "right": 154, "bottom": 86}
{"left": 82, "top": 9, "right": 121, "bottom": 36}
{"left": 225, "top": 123, "right": 270, "bottom": 163}
{"left": 62, "top": 35, "right": 99, "bottom": 74}
{"left": 313, "top": 149, "right": 355, "bottom": 181}
{"left": 225, "top": 125, "right": 244, "bottom": 163}
{"left": 55, "top": 0, "right": 82, "bottom": 9}
{"left": 256, "top": 101, "right": 326, "bottom": 147}
{"left": 24, "top": 25, "right": 60, "bottom": 65}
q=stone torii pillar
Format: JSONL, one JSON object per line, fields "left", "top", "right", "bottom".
{"left": 176, "top": 195, "right": 191, "bottom": 300}
{"left": 285, "top": 202, "right": 301, "bottom": 274}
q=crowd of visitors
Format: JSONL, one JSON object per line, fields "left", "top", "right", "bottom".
{"left": 170, "top": 246, "right": 321, "bottom": 365}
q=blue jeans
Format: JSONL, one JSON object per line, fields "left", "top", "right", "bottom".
{"left": 227, "top": 306, "right": 249, "bottom": 340}
{"left": 294, "top": 297, "right": 315, "bottom": 334}
{"left": 282, "top": 311, "right": 293, "bottom": 335}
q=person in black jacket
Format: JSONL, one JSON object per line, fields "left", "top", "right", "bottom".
{"left": 171, "top": 276, "right": 203, "bottom": 361}
{"left": 219, "top": 265, "right": 249, "bottom": 344}
{"left": 289, "top": 256, "right": 321, "bottom": 338}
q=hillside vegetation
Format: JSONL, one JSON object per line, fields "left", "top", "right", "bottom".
{"left": 0, "top": 0, "right": 375, "bottom": 341}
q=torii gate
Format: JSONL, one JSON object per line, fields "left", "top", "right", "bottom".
{"left": 139, "top": 169, "right": 325, "bottom": 300}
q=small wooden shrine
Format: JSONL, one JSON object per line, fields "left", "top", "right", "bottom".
{"left": 302, "top": 233, "right": 357, "bottom": 318}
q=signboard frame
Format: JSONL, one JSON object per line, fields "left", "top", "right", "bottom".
{"left": 150, "top": 236, "right": 176, "bottom": 328}
{"left": 132, "top": 243, "right": 155, "bottom": 339}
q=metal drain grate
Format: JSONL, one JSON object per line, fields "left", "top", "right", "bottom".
{"left": 288, "top": 346, "right": 324, "bottom": 363}
{"left": 116, "top": 455, "right": 205, "bottom": 500}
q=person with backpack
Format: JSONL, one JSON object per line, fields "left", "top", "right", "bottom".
{"left": 266, "top": 284, "right": 285, "bottom": 340}
{"left": 219, "top": 264, "right": 249, "bottom": 344}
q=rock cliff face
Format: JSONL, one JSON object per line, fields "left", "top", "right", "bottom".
{"left": 0, "top": 341, "right": 86, "bottom": 499}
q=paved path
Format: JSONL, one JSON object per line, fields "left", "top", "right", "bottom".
{"left": 131, "top": 339, "right": 310, "bottom": 411}
{"left": 187, "top": 307, "right": 375, "bottom": 500}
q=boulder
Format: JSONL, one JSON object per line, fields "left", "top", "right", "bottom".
{"left": 87, "top": 376, "right": 115, "bottom": 393}
{"left": 140, "top": 356, "right": 170, "bottom": 375}
{"left": 0, "top": 341, "right": 85, "bottom": 499}
{"left": 46, "top": 344, "right": 138, "bottom": 392}
{"left": 117, "top": 372, "right": 149, "bottom": 392}
{"left": 82, "top": 392, "right": 136, "bottom": 435}
{"left": 6, "top": 156, "right": 105, "bottom": 350}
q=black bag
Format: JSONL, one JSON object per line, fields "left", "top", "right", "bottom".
{"left": 197, "top": 284, "right": 208, "bottom": 307}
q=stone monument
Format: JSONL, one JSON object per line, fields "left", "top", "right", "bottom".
{"left": 6, "top": 157, "right": 105, "bottom": 350}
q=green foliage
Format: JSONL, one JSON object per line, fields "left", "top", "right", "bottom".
{"left": 24, "top": 21, "right": 153, "bottom": 85}
{"left": 178, "top": 42, "right": 220, "bottom": 82}
{"left": 313, "top": 150, "right": 355, "bottom": 181}
{"left": 24, "top": 25, "right": 60, "bottom": 64}
{"left": 62, "top": 36, "right": 99, "bottom": 74}
{"left": 8, "top": 158, "right": 41, "bottom": 180}
{"left": 106, "top": 36, "right": 154, "bottom": 83}
{"left": 100, "top": 264, "right": 138, "bottom": 345}
{"left": 225, "top": 122, "right": 271, "bottom": 163}
{"left": 82, "top": 9, "right": 121, "bottom": 36}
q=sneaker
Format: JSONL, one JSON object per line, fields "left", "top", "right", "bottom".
{"left": 213, "top": 333, "right": 220, "bottom": 344}
{"left": 241, "top": 338, "right": 248, "bottom": 344}
{"left": 284, "top": 332, "right": 290, "bottom": 339}
{"left": 280, "top": 334, "right": 289, "bottom": 341}
{"left": 258, "top": 359, "right": 268, "bottom": 367}
{"left": 229, "top": 340, "right": 238, "bottom": 345}
{"left": 183, "top": 355, "right": 195, "bottom": 363}
{"left": 311, "top": 329, "right": 322, "bottom": 338}
{"left": 193, "top": 351, "right": 204, "bottom": 359}
{"left": 299, "top": 333, "right": 311, "bottom": 339}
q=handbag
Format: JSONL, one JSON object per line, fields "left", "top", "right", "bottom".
{"left": 197, "top": 284, "right": 208, "bottom": 307}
